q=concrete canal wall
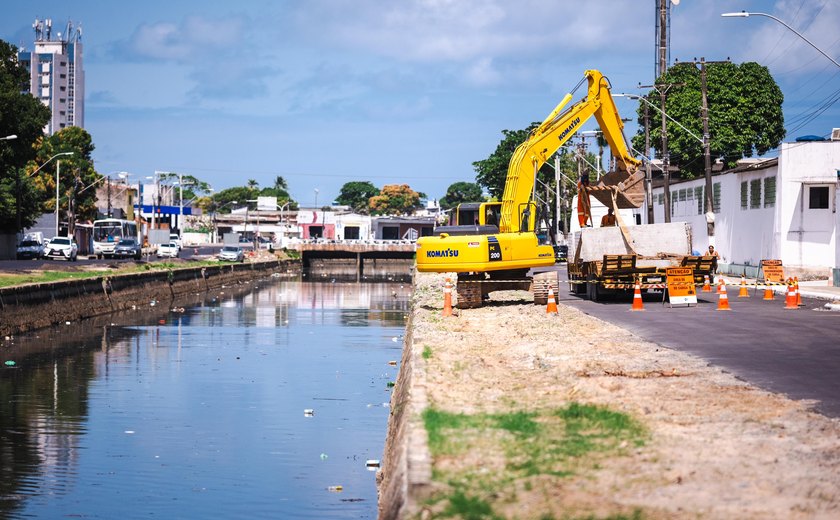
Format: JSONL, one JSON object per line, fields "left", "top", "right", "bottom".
{"left": 378, "top": 279, "right": 432, "bottom": 520}
{"left": 0, "top": 260, "right": 299, "bottom": 337}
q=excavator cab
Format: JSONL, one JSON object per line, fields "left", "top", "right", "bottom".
{"left": 454, "top": 202, "right": 501, "bottom": 227}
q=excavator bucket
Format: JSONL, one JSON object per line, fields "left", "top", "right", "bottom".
{"left": 587, "top": 168, "right": 646, "bottom": 209}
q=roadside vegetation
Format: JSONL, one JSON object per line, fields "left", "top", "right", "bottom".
{"left": 422, "top": 403, "right": 647, "bottom": 519}
{"left": 0, "top": 259, "right": 234, "bottom": 288}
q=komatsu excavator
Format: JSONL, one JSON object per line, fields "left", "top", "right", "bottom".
{"left": 415, "top": 69, "right": 644, "bottom": 307}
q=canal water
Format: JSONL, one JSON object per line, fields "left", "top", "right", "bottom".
{"left": 0, "top": 272, "right": 411, "bottom": 519}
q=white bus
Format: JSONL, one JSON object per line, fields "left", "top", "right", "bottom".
{"left": 92, "top": 219, "right": 139, "bottom": 259}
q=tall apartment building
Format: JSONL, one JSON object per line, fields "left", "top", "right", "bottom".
{"left": 17, "top": 19, "right": 85, "bottom": 135}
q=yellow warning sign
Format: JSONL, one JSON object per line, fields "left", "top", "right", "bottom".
{"left": 666, "top": 267, "right": 697, "bottom": 305}
{"left": 761, "top": 259, "right": 785, "bottom": 283}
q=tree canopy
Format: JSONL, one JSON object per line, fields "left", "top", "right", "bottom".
{"left": 335, "top": 181, "right": 379, "bottom": 213}
{"left": 369, "top": 184, "right": 424, "bottom": 215}
{"left": 439, "top": 181, "right": 485, "bottom": 210}
{"left": 0, "top": 39, "right": 51, "bottom": 232}
{"left": 631, "top": 61, "right": 784, "bottom": 177}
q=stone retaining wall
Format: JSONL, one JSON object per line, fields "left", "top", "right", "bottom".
{"left": 0, "top": 260, "right": 298, "bottom": 337}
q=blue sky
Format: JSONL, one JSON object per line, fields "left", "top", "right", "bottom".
{"left": 3, "top": 1, "right": 839, "bottom": 207}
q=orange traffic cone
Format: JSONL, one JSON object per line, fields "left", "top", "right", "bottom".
{"left": 738, "top": 275, "right": 749, "bottom": 298}
{"left": 702, "top": 275, "right": 712, "bottom": 292}
{"left": 716, "top": 277, "right": 724, "bottom": 294}
{"left": 546, "top": 287, "right": 558, "bottom": 314}
{"left": 630, "top": 281, "right": 645, "bottom": 311}
{"left": 442, "top": 278, "right": 453, "bottom": 317}
{"left": 784, "top": 281, "right": 798, "bottom": 310}
{"left": 794, "top": 277, "right": 803, "bottom": 306}
{"left": 717, "top": 282, "right": 732, "bottom": 311}
{"left": 763, "top": 283, "right": 774, "bottom": 301}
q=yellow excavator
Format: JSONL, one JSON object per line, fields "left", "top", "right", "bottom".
{"left": 416, "top": 69, "right": 644, "bottom": 307}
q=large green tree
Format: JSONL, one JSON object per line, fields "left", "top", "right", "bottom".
{"left": 632, "top": 61, "right": 784, "bottom": 178}
{"left": 32, "top": 127, "right": 101, "bottom": 234}
{"left": 335, "top": 181, "right": 379, "bottom": 213}
{"left": 439, "top": 181, "right": 485, "bottom": 210}
{"left": 0, "top": 39, "right": 51, "bottom": 232}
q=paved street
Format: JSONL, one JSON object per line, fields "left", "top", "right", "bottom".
{"left": 554, "top": 270, "right": 840, "bottom": 418}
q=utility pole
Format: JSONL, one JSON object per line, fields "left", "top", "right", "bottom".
{"left": 644, "top": 104, "right": 654, "bottom": 224}
{"left": 657, "top": 0, "right": 669, "bottom": 79}
{"left": 107, "top": 175, "right": 112, "bottom": 218}
{"left": 660, "top": 87, "right": 671, "bottom": 223}
{"left": 700, "top": 57, "right": 714, "bottom": 237}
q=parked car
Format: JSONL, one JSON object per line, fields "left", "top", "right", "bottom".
{"left": 157, "top": 242, "right": 180, "bottom": 259}
{"left": 113, "top": 237, "right": 142, "bottom": 260}
{"left": 169, "top": 233, "right": 182, "bottom": 249}
{"left": 43, "top": 236, "right": 78, "bottom": 261}
{"left": 16, "top": 239, "right": 45, "bottom": 260}
{"left": 218, "top": 245, "right": 245, "bottom": 262}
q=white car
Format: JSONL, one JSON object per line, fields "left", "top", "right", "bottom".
{"left": 169, "top": 233, "right": 182, "bottom": 249}
{"left": 157, "top": 242, "right": 180, "bottom": 258}
{"left": 218, "top": 246, "right": 245, "bottom": 262}
{"left": 44, "top": 236, "right": 78, "bottom": 261}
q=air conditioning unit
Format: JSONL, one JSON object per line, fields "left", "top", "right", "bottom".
{"left": 831, "top": 128, "right": 840, "bottom": 141}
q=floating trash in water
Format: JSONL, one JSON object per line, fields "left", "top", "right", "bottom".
{"left": 4, "top": 360, "right": 16, "bottom": 366}
{"left": 391, "top": 337, "right": 398, "bottom": 342}
{"left": 124, "top": 430, "right": 135, "bottom": 434}
{"left": 365, "top": 459, "right": 380, "bottom": 470}
{"left": 386, "top": 382, "right": 395, "bottom": 388}
{"left": 320, "top": 453, "right": 328, "bottom": 460}
{"left": 388, "top": 360, "right": 397, "bottom": 366}
{"left": 304, "top": 409, "right": 314, "bottom": 417}
{"left": 327, "top": 485, "right": 343, "bottom": 492}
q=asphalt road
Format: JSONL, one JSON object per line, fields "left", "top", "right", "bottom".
{"left": 551, "top": 268, "right": 840, "bottom": 418}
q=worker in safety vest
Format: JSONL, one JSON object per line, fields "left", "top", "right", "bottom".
{"left": 600, "top": 208, "right": 617, "bottom": 227}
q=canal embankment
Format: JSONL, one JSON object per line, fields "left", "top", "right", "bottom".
{"left": 379, "top": 272, "right": 840, "bottom": 519}
{"left": 0, "top": 259, "right": 299, "bottom": 337}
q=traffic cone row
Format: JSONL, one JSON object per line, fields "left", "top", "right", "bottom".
{"left": 442, "top": 278, "right": 453, "bottom": 317}
{"left": 546, "top": 287, "right": 558, "bottom": 314}
{"left": 630, "top": 280, "right": 645, "bottom": 311}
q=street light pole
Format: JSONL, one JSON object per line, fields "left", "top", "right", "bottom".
{"left": 722, "top": 11, "right": 840, "bottom": 70}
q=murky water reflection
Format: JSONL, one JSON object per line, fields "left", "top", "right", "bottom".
{"left": 0, "top": 274, "right": 410, "bottom": 519}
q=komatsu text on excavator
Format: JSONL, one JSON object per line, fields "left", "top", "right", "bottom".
{"left": 415, "top": 69, "right": 644, "bottom": 307}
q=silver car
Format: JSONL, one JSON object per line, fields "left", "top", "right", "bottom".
{"left": 218, "top": 246, "right": 245, "bottom": 262}
{"left": 44, "top": 236, "right": 78, "bottom": 261}
{"left": 16, "top": 239, "right": 44, "bottom": 260}
{"left": 157, "top": 242, "right": 180, "bottom": 259}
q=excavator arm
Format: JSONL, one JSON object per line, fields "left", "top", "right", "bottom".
{"left": 499, "top": 69, "right": 643, "bottom": 234}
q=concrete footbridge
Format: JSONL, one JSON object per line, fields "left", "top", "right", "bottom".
{"left": 294, "top": 240, "right": 416, "bottom": 274}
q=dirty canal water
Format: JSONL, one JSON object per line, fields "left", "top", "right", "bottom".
{"left": 0, "top": 272, "right": 411, "bottom": 519}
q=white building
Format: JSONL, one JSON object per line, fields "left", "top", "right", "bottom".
{"left": 648, "top": 135, "right": 840, "bottom": 279}
{"left": 17, "top": 19, "right": 85, "bottom": 135}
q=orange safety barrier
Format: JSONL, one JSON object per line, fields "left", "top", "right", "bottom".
{"left": 630, "top": 281, "right": 645, "bottom": 311}
{"left": 717, "top": 282, "right": 732, "bottom": 311}
{"left": 702, "top": 275, "right": 712, "bottom": 292}
{"left": 738, "top": 275, "right": 750, "bottom": 298}
{"left": 546, "top": 287, "right": 558, "bottom": 314}
{"left": 442, "top": 278, "right": 453, "bottom": 317}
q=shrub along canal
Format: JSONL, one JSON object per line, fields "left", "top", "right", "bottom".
{"left": 0, "top": 272, "right": 410, "bottom": 519}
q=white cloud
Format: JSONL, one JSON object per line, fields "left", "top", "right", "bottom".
{"left": 125, "top": 15, "right": 247, "bottom": 63}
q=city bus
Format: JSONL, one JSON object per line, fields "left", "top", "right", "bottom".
{"left": 92, "top": 218, "right": 139, "bottom": 259}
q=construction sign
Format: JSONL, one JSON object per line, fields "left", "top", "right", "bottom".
{"left": 761, "top": 259, "right": 785, "bottom": 284}
{"left": 666, "top": 267, "right": 697, "bottom": 306}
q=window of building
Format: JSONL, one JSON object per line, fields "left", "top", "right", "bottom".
{"left": 382, "top": 226, "right": 399, "bottom": 240}
{"left": 809, "top": 186, "right": 830, "bottom": 209}
{"left": 694, "top": 187, "right": 703, "bottom": 214}
{"left": 740, "top": 181, "right": 748, "bottom": 210}
{"left": 763, "top": 176, "right": 776, "bottom": 208}
{"left": 344, "top": 226, "right": 360, "bottom": 240}
{"left": 749, "top": 179, "right": 761, "bottom": 209}
{"left": 713, "top": 182, "right": 721, "bottom": 213}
